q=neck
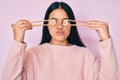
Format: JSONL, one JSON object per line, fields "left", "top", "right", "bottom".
{"left": 49, "top": 39, "right": 71, "bottom": 46}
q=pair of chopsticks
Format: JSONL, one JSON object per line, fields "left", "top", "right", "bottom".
{"left": 11, "top": 20, "right": 88, "bottom": 27}
{"left": 31, "top": 20, "right": 88, "bottom": 27}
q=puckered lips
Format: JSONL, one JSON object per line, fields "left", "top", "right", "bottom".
{"left": 56, "top": 30, "right": 64, "bottom": 35}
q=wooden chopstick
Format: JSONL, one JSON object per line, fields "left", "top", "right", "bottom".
{"left": 69, "top": 20, "right": 87, "bottom": 23}
{"left": 71, "top": 24, "right": 87, "bottom": 26}
{"left": 31, "top": 20, "right": 49, "bottom": 23}
{"left": 31, "top": 20, "right": 49, "bottom": 27}
{"left": 69, "top": 20, "right": 88, "bottom": 26}
{"left": 32, "top": 24, "right": 48, "bottom": 26}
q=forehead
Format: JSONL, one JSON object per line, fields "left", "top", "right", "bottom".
{"left": 49, "top": 8, "right": 68, "bottom": 19}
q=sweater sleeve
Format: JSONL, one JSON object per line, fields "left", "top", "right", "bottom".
{"left": 2, "top": 40, "right": 27, "bottom": 80}
{"left": 94, "top": 37, "right": 118, "bottom": 80}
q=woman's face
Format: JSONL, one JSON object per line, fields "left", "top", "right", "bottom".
{"left": 48, "top": 8, "right": 71, "bottom": 44}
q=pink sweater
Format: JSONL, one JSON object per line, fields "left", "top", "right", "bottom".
{"left": 2, "top": 38, "right": 118, "bottom": 80}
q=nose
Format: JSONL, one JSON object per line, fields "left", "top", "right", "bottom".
{"left": 56, "top": 21, "right": 63, "bottom": 29}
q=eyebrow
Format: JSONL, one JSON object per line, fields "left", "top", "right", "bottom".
{"left": 49, "top": 18, "right": 69, "bottom": 20}
{"left": 50, "top": 18, "right": 57, "bottom": 19}
{"left": 63, "top": 18, "right": 69, "bottom": 20}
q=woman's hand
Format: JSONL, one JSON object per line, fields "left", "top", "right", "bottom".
{"left": 12, "top": 19, "right": 33, "bottom": 43}
{"left": 85, "top": 20, "right": 110, "bottom": 41}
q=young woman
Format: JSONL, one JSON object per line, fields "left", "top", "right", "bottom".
{"left": 3, "top": 1, "right": 118, "bottom": 80}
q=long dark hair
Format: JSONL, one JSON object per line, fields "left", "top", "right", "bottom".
{"left": 40, "top": 1, "right": 85, "bottom": 47}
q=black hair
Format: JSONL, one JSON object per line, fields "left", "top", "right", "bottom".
{"left": 40, "top": 1, "right": 85, "bottom": 47}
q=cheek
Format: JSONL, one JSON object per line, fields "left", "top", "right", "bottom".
{"left": 48, "top": 26, "right": 55, "bottom": 36}
{"left": 64, "top": 27, "right": 71, "bottom": 36}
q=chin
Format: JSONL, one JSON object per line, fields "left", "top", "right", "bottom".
{"left": 54, "top": 36, "right": 67, "bottom": 42}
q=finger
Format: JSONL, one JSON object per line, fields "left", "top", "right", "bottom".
{"left": 12, "top": 20, "right": 32, "bottom": 28}
{"left": 86, "top": 21, "right": 104, "bottom": 28}
{"left": 22, "top": 24, "right": 32, "bottom": 29}
{"left": 13, "top": 23, "right": 32, "bottom": 30}
{"left": 88, "top": 25, "right": 100, "bottom": 30}
{"left": 87, "top": 22, "right": 107, "bottom": 29}
{"left": 87, "top": 20, "right": 106, "bottom": 25}
{"left": 87, "top": 20, "right": 103, "bottom": 22}
{"left": 14, "top": 21, "right": 32, "bottom": 29}
{"left": 21, "top": 25, "right": 33, "bottom": 31}
{"left": 14, "top": 23, "right": 32, "bottom": 31}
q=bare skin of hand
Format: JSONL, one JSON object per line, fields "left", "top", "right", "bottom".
{"left": 11, "top": 20, "right": 33, "bottom": 43}
{"left": 84, "top": 20, "right": 110, "bottom": 41}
